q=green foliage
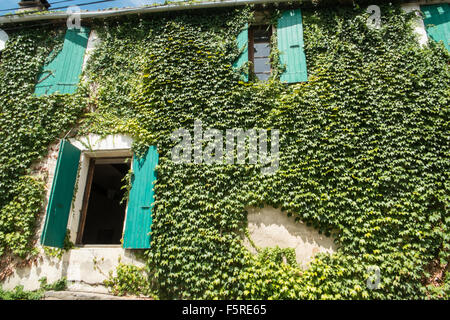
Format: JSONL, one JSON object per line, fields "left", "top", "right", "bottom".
{"left": 0, "top": 27, "right": 86, "bottom": 260}
{"left": 104, "top": 263, "right": 155, "bottom": 298}
{"left": 0, "top": 277, "right": 67, "bottom": 300}
{"left": 1, "top": 3, "right": 449, "bottom": 299}
{"left": 83, "top": 5, "right": 448, "bottom": 299}
{"left": 236, "top": 248, "right": 304, "bottom": 299}
{"left": 426, "top": 272, "right": 450, "bottom": 300}
{"left": 39, "top": 276, "right": 67, "bottom": 292}
{"left": 257, "top": 246, "right": 298, "bottom": 267}
{"left": 0, "top": 176, "right": 45, "bottom": 258}
{"left": 43, "top": 230, "right": 75, "bottom": 260}
{"left": 0, "top": 285, "right": 43, "bottom": 300}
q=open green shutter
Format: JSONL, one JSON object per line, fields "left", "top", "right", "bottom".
{"left": 277, "top": 9, "right": 308, "bottom": 83}
{"left": 41, "top": 139, "right": 81, "bottom": 248}
{"left": 54, "top": 27, "right": 90, "bottom": 94}
{"left": 123, "top": 146, "right": 159, "bottom": 249}
{"left": 34, "top": 49, "right": 60, "bottom": 96}
{"left": 421, "top": 4, "right": 450, "bottom": 52}
{"left": 35, "top": 27, "right": 90, "bottom": 96}
{"left": 233, "top": 24, "right": 249, "bottom": 82}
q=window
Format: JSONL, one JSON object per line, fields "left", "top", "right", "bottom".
{"left": 249, "top": 25, "right": 272, "bottom": 81}
{"left": 233, "top": 9, "right": 308, "bottom": 84}
{"left": 40, "top": 139, "right": 159, "bottom": 249}
{"left": 76, "top": 157, "right": 131, "bottom": 245}
{"left": 421, "top": 4, "right": 450, "bottom": 52}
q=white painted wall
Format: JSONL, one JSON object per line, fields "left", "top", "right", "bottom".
{"left": 70, "top": 134, "right": 133, "bottom": 156}
{"left": 244, "top": 206, "right": 337, "bottom": 269}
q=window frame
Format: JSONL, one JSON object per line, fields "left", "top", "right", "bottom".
{"left": 75, "top": 156, "right": 132, "bottom": 245}
{"left": 66, "top": 135, "right": 134, "bottom": 248}
{"left": 248, "top": 24, "right": 274, "bottom": 81}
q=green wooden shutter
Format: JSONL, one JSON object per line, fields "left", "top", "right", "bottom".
{"left": 421, "top": 4, "right": 450, "bottom": 52}
{"left": 123, "top": 146, "right": 159, "bottom": 249}
{"left": 277, "top": 9, "right": 308, "bottom": 83}
{"left": 233, "top": 24, "right": 249, "bottom": 82}
{"left": 54, "top": 27, "right": 90, "bottom": 94}
{"left": 34, "top": 49, "right": 60, "bottom": 96}
{"left": 35, "top": 27, "right": 90, "bottom": 96}
{"left": 41, "top": 139, "right": 81, "bottom": 248}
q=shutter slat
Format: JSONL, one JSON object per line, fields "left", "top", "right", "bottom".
{"left": 123, "top": 146, "right": 159, "bottom": 249}
{"left": 41, "top": 139, "right": 81, "bottom": 248}
{"left": 421, "top": 4, "right": 450, "bottom": 52}
{"left": 277, "top": 9, "right": 308, "bottom": 83}
{"left": 233, "top": 24, "right": 249, "bottom": 82}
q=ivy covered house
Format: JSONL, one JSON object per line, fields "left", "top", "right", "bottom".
{"left": 0, "top": 0, "right": 449, "bottom": 299}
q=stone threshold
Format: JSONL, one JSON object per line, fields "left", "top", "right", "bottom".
{"left": 43, "top": 290, "right": 152, "bottom": 300}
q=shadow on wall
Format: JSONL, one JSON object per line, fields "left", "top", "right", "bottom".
{"left": 244, "top": 206, "right": 338, "bottom": 269}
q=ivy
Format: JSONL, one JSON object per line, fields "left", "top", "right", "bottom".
{"left": 1, "top": 3, "right": 449, "bottom": 299}
{"left": 0, "top": 277, "right": 67, "bottom": 300}
{"left": 104, "top": 263, "right": 156, "bottom": 298}
{"left": 0, "top": 176, "right": 44, "bottom": 258}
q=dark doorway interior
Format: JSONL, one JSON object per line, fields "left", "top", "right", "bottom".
{"left": 80, "top": 158, "right": 130, "bottom": 245}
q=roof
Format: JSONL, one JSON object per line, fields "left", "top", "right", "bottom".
{"left": 0, "top": 0, "right": 447, "bottom": 25}
{"left": 0, "top": 0, "right": 289, "bottom": 25}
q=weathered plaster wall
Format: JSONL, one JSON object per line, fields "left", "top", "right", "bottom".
{"left": 2, "top": 247, "right": 144, "bottom": 292}
{"left": 244, "top": 206, "right": 337, "bottom": 269}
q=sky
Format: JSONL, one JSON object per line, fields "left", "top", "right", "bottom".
{"left": 0, "top": 0, "right": 169, "bottom": 16}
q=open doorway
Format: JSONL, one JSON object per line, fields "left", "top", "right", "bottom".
{"left": 77, "top": 157, "right": 131, "bottom": 245}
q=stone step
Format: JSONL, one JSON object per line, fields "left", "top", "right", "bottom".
{"left": 43, "top": 290, "right": 151, "bottom": 300}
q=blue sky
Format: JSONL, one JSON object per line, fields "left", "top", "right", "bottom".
{"left": 0, "top": 0, "right": 168, "bottom": 16}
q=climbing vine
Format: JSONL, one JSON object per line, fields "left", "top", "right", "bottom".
{"left": 104, "top": 262, "right": 156, "bottom": 298}
{"left": 0, "top": 277, "right": 67, "bottom": 300}
{"left": 0, "top": 27, "right": 85, "bottom": 269}
{"left": 0, "top": 2, "right": 449, "bottom": 299}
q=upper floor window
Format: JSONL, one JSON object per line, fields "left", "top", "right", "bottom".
{"left": 249, "top": 25, "right": 272, "bottom": 81}
{"left": 421, "top": 3, "right": 450, "bottom": 52}
{"left": 233, "top": 9, "right": 308, "bottom": 84}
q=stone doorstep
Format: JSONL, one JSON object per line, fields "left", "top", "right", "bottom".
{"left": 43, "top": 290, "right": 152, "bottom": 300}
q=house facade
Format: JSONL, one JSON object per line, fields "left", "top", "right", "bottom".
{"left": 0, "top": 0, "right": 448, "bottom": 299}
